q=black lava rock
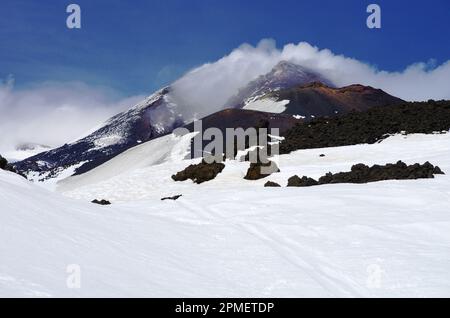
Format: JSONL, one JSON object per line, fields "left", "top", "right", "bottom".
{"left": 280, "top": 101, "right": 450, "bottom": 155}
{"left": 244, "top": 161, "right": 280, "bottom": 180}
{"left": 0, "top": 154, "right": 26, "bottom": 178}
{"left": 288, "top": 161, "right": 444, "bottom": 187}
{"left": 161, "top": 195, "right": 183, "bottom": 201}
{"left": 172, "top": 160, "right": 225, "bottom": 184}
{"left": 287, "top": 175, "right": 319, "bottom": 187}
{"left": 92, "top": 199, "right": 111, "bottom": 205}
{"left": 264, "top": 181, "right": 281, "bottom": 187}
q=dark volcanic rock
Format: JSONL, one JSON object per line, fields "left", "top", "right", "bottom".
{"left": 287, "top": 175, "right": 319, "bottom": 187}
{"left": 287, "top": 161, "right": 444, "bottom": 187}
{"left": 92, "top": 199, "right": 111, "bottom": 205}
{"left": 264, "top": 181, "right": 281, "bottom": 187}
{"left": 280, "top": 101, "right": 450, "bottom": 155}
{"left": 161, "top": 195, "right": 183, "bottom": 201}
{"left": 1, "top": 154, "right": 26, "bottom": 177}
{"left": 319, "top": 161, "right": 444, "bottom": 184}
{"left": 172, "top": 160, "right": 225, "bottom": 184}
{"left": 0, "top": 155, "right": 10, "bottom": 171}
{"left": 244, "top": 161, "right": 280, "bottom": 180}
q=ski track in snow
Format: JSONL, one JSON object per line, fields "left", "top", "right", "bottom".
{"left": 1, "top": 133, "right": 450, "bottom": 297}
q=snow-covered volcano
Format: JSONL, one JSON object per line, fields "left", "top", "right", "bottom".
{"left": 14, "top": 61, "right": 336, "bottom": 180}
{"left": 14, "top": 60, "right": 401, "bottom": 181}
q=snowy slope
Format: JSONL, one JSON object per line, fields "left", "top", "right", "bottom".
{"left": 59, "top": 133, "right": 450, "bottom": 201}
{"left": 2, "top": 133, "right": 450, "bottom": 297}
{"left": 14, "top": 88, "right": 184, "bottom": 180}
{"left": 57, "top": 132, "right": 196, "bottom": 192}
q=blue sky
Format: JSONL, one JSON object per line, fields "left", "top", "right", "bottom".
{"left": 0, "top": 0, "right": 449, "bottom": 96}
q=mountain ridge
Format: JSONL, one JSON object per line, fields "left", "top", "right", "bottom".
{"left": 256, "top": 81, "right": 404, "bottom": 117}
{"left": 14, "top": 61, "right": 403, "bottom": 180}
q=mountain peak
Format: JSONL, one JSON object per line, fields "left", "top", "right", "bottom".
{"left": 271, "top": 60, "right": 306, "bottom": 74}
{"left": 226, "top": 61, "right": 334, "bottom": 108}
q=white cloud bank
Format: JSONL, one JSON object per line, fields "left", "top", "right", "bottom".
{"left": 171, "top": 39, "right": 450, "bottom": 118}
{"left": 0, "top": 77, "right": 144, "bottom": 154}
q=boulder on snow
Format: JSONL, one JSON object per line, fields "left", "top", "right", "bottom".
{"left": 287, "top": 175, "right": 319, "bottom": 187}
{"left": 172, "top": 160, "right": 225, "bottom": 184}
{"left": 244, "top": 161, "right": 280, "bottom": 180}
{"left": 264, "top": 181, "right": 281, "bottom": 187}
{"left": 92, "top": 199, "right": 111, "bottom": 205}
{"left": 161, "top": 195, "right": 183, "bottom": 201}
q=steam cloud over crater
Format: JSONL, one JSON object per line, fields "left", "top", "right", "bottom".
{"left": 170, "top": 39, "right": 450, "bottom": 122}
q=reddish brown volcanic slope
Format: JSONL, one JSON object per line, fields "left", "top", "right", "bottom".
{"left": 183, "top": 108, "right": 302, "bottom": 158}
{"left": 185, "top": 108, "right": 302, "bottom": 135}
{"left": 266, "top": 82, "right": 404, "bottom": 117}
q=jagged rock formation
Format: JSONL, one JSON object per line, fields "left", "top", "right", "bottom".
{"left": 172, "top": 160, "right": 225, "bottom": 184}
{"left": 286, "top": 161, "right": 444, "bottom": 187}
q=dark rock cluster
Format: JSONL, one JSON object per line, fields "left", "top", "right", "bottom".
{"left": 285, "top": 161, "right": 444, "bottom": 187}
{"left": 172, "top": 160, "right": 225, "bottom": 184}
{"left": 91, "top": 199, "right": 111, "bottom": 205}
{"left": 280, "top": 101, "right": 450, "bottom": 154}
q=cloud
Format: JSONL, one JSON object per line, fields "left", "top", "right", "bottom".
{"left": 170, "top": 39, "right": 450, "bottom": 122}
{"left": 0, "top": 78, "right": 144, "bottom": 153}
